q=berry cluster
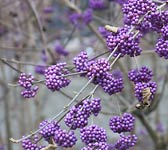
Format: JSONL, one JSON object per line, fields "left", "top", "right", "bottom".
{"left": 100, "top": 72, "right": 124, "bottom": 95}
{"left": 35, "top": 65, "right": 46, "bottom": 75}
{"left": 65, "top": 98, "right": 101, "bottom": 129}
{"left": 73, "top": 51, "right": 88, "bottom": 74}
{"left": 114, "top": 134, "right": 138, "bottom": 150}
{"left": 74, "top": 51, "right": 124, "bottom": 95}
{"left": 18, "top": 73, "right": 38, "bottom": 98}
{"left": 65, "top": 99, "right": 91, "bottom": 129}
{"left": 128, "top": 66, "right": 157, "bottom": 101}
{"left": 98, "top": 26, "right": 110, "bottom": 38}
{"left": 44, "top": 63, "right": 71, "bottom": 91}
{"left": 134, "top": 81, "right": 157, "bottom": 102}
{"left": 155, "top": 25, "right": 168, "bottom": 59}
{"left": 80, "top": 124, "right": 107, "bottom": 145}
{"left": 109, "top": 113, "right": 135, "bottom": 133}
{"left": 69, "top": 9, "right": 92, "bottom": 28}
{"left": 54, "top": 129, "right": 77, "bottom": 148}
{"left": 22, "top": 120, "right": 78, "bottom": 149}
{"left": 55, "top": 43, "right": 69, "bottom": 56}
{"left": 17, "top": 1, "right": 168, "bottom": 150}
{"left": 39, "top": 120, "right": 60, "bottom": 141}
{"left": 87, "top": 59, "right": 110, "bottom": 84}
{"left": 161, "top": 25, "right": 168, "bottom": 39}
{"left": 128, "top": 66, "right": 153, "bottom": 83}
{"left": 90, "top": 98, "right": 101, "bottom": 116}
{"left": 109, "top": 113, "right": 137, "bottom": 149}
{"left": 155, "top": 38, "right": 168, "bottom": 59}
{"left": 22, "top": 135, "right": 44, "bottom": 150}
{"left": 112, "top": 69, "right": 123, "bottom": 79}
{"left": 89, "top": 0, "right": 107, "bottom": 10}
{"left": 122, "top": 0, "right": 157, "bottom": 32}
{"left": 82, "top": 142, "right": 109, "bottom": 150}
{"left": 106, "top": 25, "right": 142, "bottom": 57}
{"left": 146, "top": 10, "right": 168, "bottom": 32}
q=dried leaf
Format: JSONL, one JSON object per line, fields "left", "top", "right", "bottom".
{"left": 105, "top": 25, "right": 118, "bottom": 33}
{"left": 142, "top": 87, "right": 152, "bottom": 106}
{"left": 135, "top": 103, "right": 145, "bottom": 109}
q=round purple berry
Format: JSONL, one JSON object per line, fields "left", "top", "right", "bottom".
{"left": 109, "top": 113, "right": 135, "bottom": 133}
{"left": 39, "top": 120, "right": 60, "bottom": 141}
{"left": 134, "top": 81, "right": 157, "bottom": 102}
{"left": 44, "top": 63, "right": 71, "bottom": 91}
{"left": 106, "top": 25, "right": 142, "bottom": 57}
{"left": 80, "top": 124, "right": 107, "bottom": 145}
{"left": 115, "top": 134, "right": 138, "bottom": 150}
{"left": 54, "top": 129, "right": 77, "bottom": 148}
{"left": 128, "top": 66, "right": 153, "bottom": 83}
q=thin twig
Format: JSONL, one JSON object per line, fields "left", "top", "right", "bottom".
{"left": 0, "top": 58, "right": 49, "bottom": 67}
{"left": 26, "top": 0, "right": 55, "bottom": 62}
{"left": 0, "top": 58, "right": 22, "bottom": 73}
{"left": 10, "top": 78, "right": 93, "bottom": 143}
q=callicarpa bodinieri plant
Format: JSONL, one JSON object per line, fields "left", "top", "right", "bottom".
{"left": 0, "top": 0, "right": 168, "bottom": 150}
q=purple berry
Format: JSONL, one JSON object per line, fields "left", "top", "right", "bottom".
{"left": 69, "top": 9, "right": 92, "bottom": 28}
{"left": 80, "top": 124, "right": 107, "bottom": 145}
{"left": 35, "top": 66, "right": 46, "bottom": 75}
{"left": 65, "top": 98, "right": 102, "bottom": 129}
{"left": 21, "top": 86, "right": 38, "bottom": 98}
{"left": 73, "top": 51, "right": 88, "bottom": 75}
{"left": 100, "top": 72, "right": 124, "bottom": 95}
{"left": 98, "top": 26, "right": 110, "bottom": 38}
{"left": 115, "top": 134, "right": 138, "bottom": 150}
{"left": 90, "top": 98, "right": 101, "bottom": 116}
{"left": 55, "top": 43, "right": 69, "bottom": 56}
{"left": 89, "top": 0, "right": 107, "bottom": 9}
{"left": 106, "top": 25, "right": 142, "bottom": 57}
{"left": 64, "top": 99, "right": 92, "bottom": 129}
{"left": 128, "top": 66, "right": 153, "bottom": 83}
{"left": 44, "top": 63, "right": 71, "bottom": 91}
{"left": 155, "top": 38, "right": 168, "bottom": 59}
{"left": 65, "top": 98, "right": 101, "bottom": 130}
{"left": 112, "top": 70, "right": 123, "bottom": 79}
{"left": 83, "top": 9, "right": 93, "bottom": 24}
{"left": 109, "top": 113, "right": 135, "bottom": 133}
{"left": 161, "top": 25, "right": 168, "bottom": 40}
{"left": 122, "top": 0, "right": 157, "bottom": 33}
{"left": 22, "top": 135, "right": 45, "bottom": 150}
{"left": 18, "top": 73, "right": 34, "bottom": 89}
{"left": 39, "top": 120, "right": 60, "bottom": 141}
{"left": 148, "top": 10, "right": 168, "bottom": 32}
{"left": 18, "top": 73, "right": 39, "bottom": 98}
{"left": 54, "top": 129, "right": 77, "bottom": 148}
{"left": 134, "top": 81, "right": 157, "bottom": 102}
{"left": 87, "top": 58, "right": 110, "bottom": 84}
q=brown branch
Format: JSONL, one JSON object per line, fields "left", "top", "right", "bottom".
{"left": 0, "top": 58, "right": 22, "bottom": 73}
{"left": 26, "top": 0, "right": 55, "bottom": 62}
{"left": 135, "top": 112, "right": 158, "bottom": 143}
{"left": 87, "top": 23, "right": 107, "bottom": 48}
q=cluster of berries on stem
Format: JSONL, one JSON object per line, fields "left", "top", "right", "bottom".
{"left": 18, "top": 73, "right": 38, "bottom": 98}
